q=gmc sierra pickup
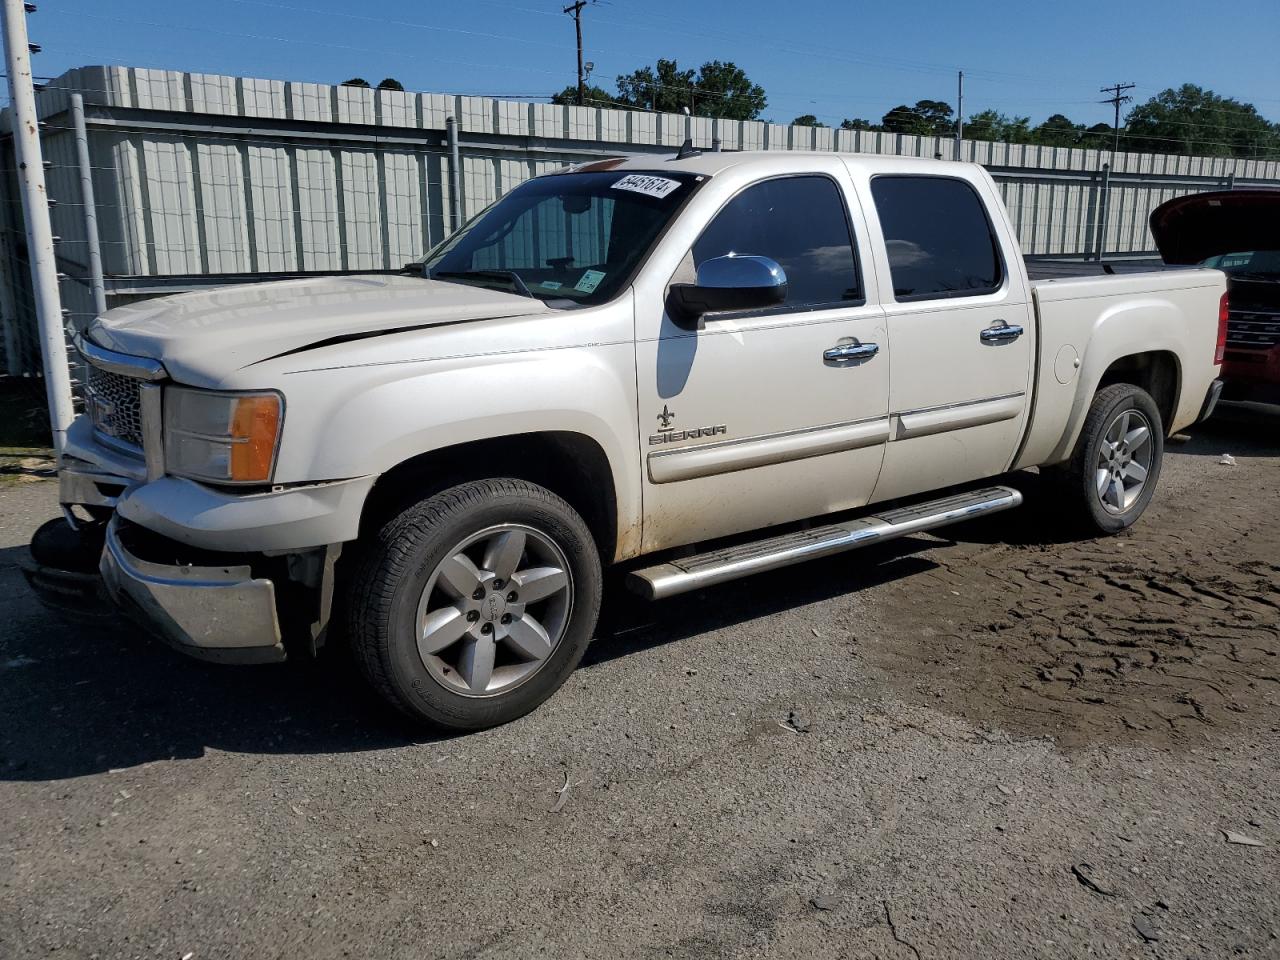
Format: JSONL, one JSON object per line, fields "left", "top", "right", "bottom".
{"left": 32, "top": 151, "right": 1227, "bottom": 730}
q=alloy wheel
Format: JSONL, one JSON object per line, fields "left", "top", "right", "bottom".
{"left": 1094, "top": 408, "right": 1154, "bottom": 515}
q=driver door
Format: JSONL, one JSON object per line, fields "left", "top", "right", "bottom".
{"left": 635, "top": 172, "right": 890, "bottom": 553}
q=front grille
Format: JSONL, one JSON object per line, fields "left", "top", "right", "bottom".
{"left": 1226, "top": 309, "right": 1280, "bottom": 349}
{"left": 84, "top": 365, "right": 145, "bottom": 451}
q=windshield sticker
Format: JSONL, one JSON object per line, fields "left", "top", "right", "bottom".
{"left": 574, "top": 269, "right": 606, "bottom": 294}
{"left": 612, "top": 174, "right": 682, "bottom": 199}
{"left": 539, "top": 280, "right": 563, "bottom": 290}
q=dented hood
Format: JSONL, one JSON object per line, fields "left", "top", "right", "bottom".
{"left": 1149, "top": 190, "right": 1280, "bottom": 265}
{"left": 86, "top": 274, "right": 550, "bottom": 383}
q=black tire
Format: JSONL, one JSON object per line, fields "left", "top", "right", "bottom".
{"left": 29, "top": 516, "right": 107, "bottom": 572}
{"left": 1053, "top": 382, "right": 1164, "bottom": 535}
{"left": 344, "top": 479, "right": 602, "bottom": 730}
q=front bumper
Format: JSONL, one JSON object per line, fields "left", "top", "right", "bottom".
{"left": 99, "top": 517, "right": 287, "bottom": 664}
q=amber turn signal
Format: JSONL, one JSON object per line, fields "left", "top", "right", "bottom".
{"left": 229, "top": 394, "right": 282, "bottom": 483}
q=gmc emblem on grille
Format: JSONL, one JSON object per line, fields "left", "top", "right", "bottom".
{"left": 85, "top": 389, "right": 121, "bottom": 436}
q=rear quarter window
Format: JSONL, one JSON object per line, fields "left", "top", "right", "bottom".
{"left": 870, "top": 175, "right": 1003, "bottom": 301}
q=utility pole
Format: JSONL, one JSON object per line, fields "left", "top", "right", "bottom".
{"left": 955, "top": 70, "right": 964, "bottom": 160}
{"left": 2, "top": 0, "right": 74, "bottom": 456}
{"left": 1099, "top": 81, "right": 1135, "bottom": 155}
{"left": 563, "top": 0, "right": 588, "bottom": 106}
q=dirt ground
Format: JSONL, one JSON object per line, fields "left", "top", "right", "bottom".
{"left": 1, "top": 405, "right": 1277, "bottom": 959}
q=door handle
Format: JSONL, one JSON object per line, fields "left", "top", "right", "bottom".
{"left": 980, "top": 321, "right": 1024, "bottom": 343}
{"left": 823, "top": 342, "right": 879, "bottom": 364}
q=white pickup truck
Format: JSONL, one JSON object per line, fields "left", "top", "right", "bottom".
{"left": 35, "top": 151, "right": 1227, "bottom": 730}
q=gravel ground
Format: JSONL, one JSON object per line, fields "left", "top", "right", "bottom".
{"left": 1, "top": 407, "right": 1277, "bottom": 960}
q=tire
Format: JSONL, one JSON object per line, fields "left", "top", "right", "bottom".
{"left": 344, "top": 479, "right": 602, "bottom": 730}
{"left": 1053, "top": 383, "right": 1164, "bottom": 535}
{"left": 29, "top": 516, "right": 107, "bottom": 572}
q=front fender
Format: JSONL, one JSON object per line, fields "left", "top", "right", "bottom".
{"left": 270, "top": 343, "right": 642, "bottom": 557}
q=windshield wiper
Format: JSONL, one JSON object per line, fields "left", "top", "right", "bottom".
{"left": 429, "top": 269, "right": 536, "bottom": 299}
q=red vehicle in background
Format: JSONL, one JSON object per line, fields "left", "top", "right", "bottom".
{"left": 1151, "top": 190, "right": 1280, "bottom": 406}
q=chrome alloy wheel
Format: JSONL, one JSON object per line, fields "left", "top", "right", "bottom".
{"left": 1095, "top": 408, "right": 1154, "bottom": 515}
{"left": 414, "top": 524, "right": 573, "bottom": 697}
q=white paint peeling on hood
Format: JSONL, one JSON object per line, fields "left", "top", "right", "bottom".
{"left": 86, "top": 274, "right": 550, "bottom": 384}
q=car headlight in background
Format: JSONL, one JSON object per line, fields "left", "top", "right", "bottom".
{"left": 163, "top": 388, "right": 283, "bottom": 484}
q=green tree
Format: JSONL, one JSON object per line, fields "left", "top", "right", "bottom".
{"left": 1032, "top": 113, "right": 1084, "bottom": 147}
{"left": 377, "top": 78, "right": 404, "bottom": 92}
{"left": 693, "top": 60, "right": 767, "bottom": 119}
{"left": 1081, "top": 122, "right": 1113, "bottom": 148}
{"left": 551, "top": 84, "right": 616, "bottom": 107}
{"left": 614, "top": 58, "right": 766, "bottom": 119}
{"left": 616, "top": 59, "right": 691, "bottom": 113}
{"left": 881, "top": 100, "right": 954, "bottom": 136}
{"left": 340, "top": 77, "right": 370, "bottom": 88}
{"left": 791, "top": 114, "right": 826, "bottom": 127}
{"left": 964, "top": 109, "right": 1032, "bottom": 144}
{"left": 839, "top": 117, "right": 879, "bottom": 131}
{"left": 1122, "top": 84, "right": 1279, "bottom": 157}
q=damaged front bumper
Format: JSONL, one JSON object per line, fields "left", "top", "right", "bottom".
{"left": 98, "top": 517, "right": 287, "bottom": 664}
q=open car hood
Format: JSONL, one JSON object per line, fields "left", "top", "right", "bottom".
{"left": 1149, "top": 190, "right": 1280, "bottom": 265}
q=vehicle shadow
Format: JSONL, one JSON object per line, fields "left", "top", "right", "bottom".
{"left": 0, "top": 543, "right": 443, "bottom": 782}
{"left": 0, "top": 535, "right": 945, "bottom": 781}
{"left": 1187, "top": 401, "right": 1280, "bottom": 458}
{"left": 585, "top": 538, "right": 941, "bottom": 669}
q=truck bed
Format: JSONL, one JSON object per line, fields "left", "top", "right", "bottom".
{"left": 1014, "top": 266, "right": 1225, "bottom": 470}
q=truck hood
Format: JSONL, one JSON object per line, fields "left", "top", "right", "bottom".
{"left": 85, "top": 274, "right": 550, "bottom": 383}
{"left": 1149, "top": 190, "right": 1280, "bottom": 265}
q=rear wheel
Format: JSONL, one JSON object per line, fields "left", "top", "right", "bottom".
{"left": 1054, "top": 383, "right": 1164, "bottom": 534}
{"left": 344, "top": 479, "right": 602, "bottom": 730}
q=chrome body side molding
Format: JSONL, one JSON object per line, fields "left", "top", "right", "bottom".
{"left": 647, "top": 416, "right": 891, "bottom": 484}
{"left": 893, "top": 393, "right": 1025, "bottom": 441}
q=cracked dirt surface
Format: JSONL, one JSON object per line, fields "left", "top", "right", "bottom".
{"left": 871, "top": 428, "right": 1280, "bottom": 749}
{"left": 1, "top": 405, "right": 1277, "bottom": 959}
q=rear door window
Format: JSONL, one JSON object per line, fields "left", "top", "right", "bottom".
{"left": 870, "top": 176, "right": 1003, "bottom": 301}
{"left": 692, "top": 175, "right": 862, "bottom": 310}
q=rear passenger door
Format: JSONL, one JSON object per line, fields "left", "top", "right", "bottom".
{"left": 861, "top": 172, "right": 1035, "bottom": 500}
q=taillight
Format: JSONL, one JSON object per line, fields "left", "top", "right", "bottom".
{"left": 1215, "top": 291, "right": 1229, "bottom": 365}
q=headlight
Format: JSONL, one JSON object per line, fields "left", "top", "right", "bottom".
{"left": 163, "top": 388, "right": 283, "bottom": 484}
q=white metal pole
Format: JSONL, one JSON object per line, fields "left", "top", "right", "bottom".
{"left": 2, "top": 0, "right": 73, "bottom": 456}
{"left": 70, "top": 92, "right": 106, "bottom": 317}
{"left": 446, "top": 114, "right": 462, "bottom": 232}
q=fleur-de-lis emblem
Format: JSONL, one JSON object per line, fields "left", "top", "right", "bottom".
{"left": 657, "top": 405, "right": 676, "bottom": 430}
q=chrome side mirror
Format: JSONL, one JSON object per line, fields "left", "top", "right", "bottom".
{"left": 668, "top": 255, "right": 788, "bottom": 324}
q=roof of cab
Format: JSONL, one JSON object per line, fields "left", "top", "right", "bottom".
{"left": 553, "top": 150, "right": 978, "bottom": 179}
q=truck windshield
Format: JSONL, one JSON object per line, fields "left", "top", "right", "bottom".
{"left": 417, "top": 169, "right": 704, "bottom": 305}
{"left": 1201, "top": 250, "right": 1280, "bottom": 280}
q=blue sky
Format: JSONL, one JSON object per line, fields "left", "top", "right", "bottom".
{"left": 29, "top": 0, "right": 1280, "bottom": 129}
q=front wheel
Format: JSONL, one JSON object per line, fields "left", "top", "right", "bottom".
{"left": 1052, "top": 383, "right": 1164, "bottom": 535}
{"left": 344, "top": 479, "right": 602, "bottom": 730}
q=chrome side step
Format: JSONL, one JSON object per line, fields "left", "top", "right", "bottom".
{"left": 627, "top": 485, "right": 1022, "bottom": 600}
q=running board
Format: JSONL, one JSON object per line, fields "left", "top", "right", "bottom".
{"left": 627, "top": 485, "right": 1022, "bottom": 600}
